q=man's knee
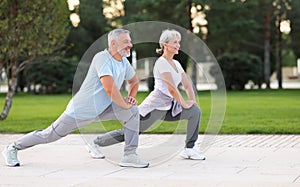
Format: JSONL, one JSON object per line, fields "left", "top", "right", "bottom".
{"left": 130, "top": 105, "right": 139, "bottom": 116}
{"left": 34, "top": 126, "right": 62, "bottom": 143}
{"left": 127, "top": 105, "right": 139, "bottom": 123}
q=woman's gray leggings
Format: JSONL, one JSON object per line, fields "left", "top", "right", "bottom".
{"left": 94, "top": 105, "right": 201, "bottom": 148}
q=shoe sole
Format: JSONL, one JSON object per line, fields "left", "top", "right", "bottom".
{"left": 190, "top": 157, "right": 206, "bottom": 160}
{"left": 180, "top": 154, "right": 206, "bottom": 160}
{"left": 85, "top": 145, "right": 105, "bottom": 159}
{"left": 119, "top": 162, "right": 149, "bottom": 168}
{"left": 2, "top": 148, "right": 20, "bottom": 167}
{"left": 180, "top": 155, "right": 189, "bottom": 159}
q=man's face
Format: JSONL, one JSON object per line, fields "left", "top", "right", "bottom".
{"left": 115, "top": 33, "right": 133, "bottom": 57}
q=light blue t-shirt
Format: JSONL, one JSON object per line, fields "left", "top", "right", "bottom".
{"left": 65, "top": 49, "right": 135, "bottom": 120}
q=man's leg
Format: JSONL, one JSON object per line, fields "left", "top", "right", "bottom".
{"left": 95, "top": 103, "right": 149, "bottom": 167}
{"left": 3, "top": 113, "right": 93, "bottom": 166}
{"left": 13, "top": 113, "right": 93, "bottom": 150}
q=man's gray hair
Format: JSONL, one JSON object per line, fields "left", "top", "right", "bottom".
{"left": 108, "top": 29, "right": 130, "bottom": 47}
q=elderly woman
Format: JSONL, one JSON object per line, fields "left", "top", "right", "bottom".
{"left": 89, "top": 29, "right": 205, "bottom": 160}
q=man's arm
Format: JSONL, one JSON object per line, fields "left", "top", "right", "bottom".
{"left": 100, "top": 75, "right": 132, "bottom": 109}
{"left": 125, "top": 75, "right": 139, "bottom": 105}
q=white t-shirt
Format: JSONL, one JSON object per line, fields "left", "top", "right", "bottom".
{"left": 64, "top": 49, "right": 135, "bottom": 120}
{"left": 153, "top": 56, "right": 185, "bottom": 110}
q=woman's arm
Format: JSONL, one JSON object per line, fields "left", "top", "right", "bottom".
{"left": 181, "top": 72, "right": 197, "bottom": 105}
{"left": 161, "top": 72, "right": 195, "bottom": 109}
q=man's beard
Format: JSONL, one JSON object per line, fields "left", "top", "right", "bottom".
{"left": 117, "top": 48, "right": 130, "bottom": 57}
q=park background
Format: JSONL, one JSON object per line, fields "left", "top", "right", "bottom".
{"left": 0, "top": 0, "right": 300, "bottom": 135}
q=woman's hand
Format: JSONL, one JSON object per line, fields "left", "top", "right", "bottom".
{"left": 182, "top": 100, "right": 197, "bottom": 109}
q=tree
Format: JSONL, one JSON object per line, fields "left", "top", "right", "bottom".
{"left": 287, "top": 1, "right": 300, "bottom": 59}
{"left": 273, "top": 0, "right": 292, "bottom": 89}
{"left": 210, "top": 52, "right": 263, "bottom": 90}
{"left": 199, "top": 0, "right": 298, "bottom": 89}
{"left": 0, "top": 0, "right": 69, "bottom": 120}
{"left": 25, "top": 58, "right": 77, "bottom": 94}
{"left": 66, "top": 0, "right": 110, "bottom": 59}
{"left": 258, "top": 0, "right": 274, "bottom": 89}
{"left": 120, "top": 0, "right": 191, "bottom": 69}
{"left": 117, "top": 0, "right": 198, "bottom": 90}
{"left": 199, "top": 0, "right": 259, "bottom": 56}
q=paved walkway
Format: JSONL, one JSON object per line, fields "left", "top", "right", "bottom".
{"left": 0, "top": 134, "right": 300, "bottom": 187}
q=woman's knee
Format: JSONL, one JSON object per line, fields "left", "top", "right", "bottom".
{"left": 190, "top": 105, "right": 201, "bottom": 117}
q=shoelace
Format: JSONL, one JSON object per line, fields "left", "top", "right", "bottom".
{"left": 9, "top": 149, "right": 18, "bottom": 161}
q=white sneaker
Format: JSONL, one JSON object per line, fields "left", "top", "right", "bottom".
{"left": 119, "top": 154, "right": 149, "bottom": 168}
{"left": 2, "top": 146, "right": 20, "bottom": 167}
{"left": 180, "top": 148, "right": 206, "bottom": 160}
{"left": 85, "top": 142, "right": 105, "bottom": 159}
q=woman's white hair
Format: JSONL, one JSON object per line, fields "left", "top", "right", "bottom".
{"left": 156, "top": 29, "right": 181, "bottom": 54}
{"left": 107, "top": 29, "right": 130, "bottom": 47}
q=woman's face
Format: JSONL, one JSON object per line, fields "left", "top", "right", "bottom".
{"left": 164, "top": 37, "right": 181, "bottom": 55}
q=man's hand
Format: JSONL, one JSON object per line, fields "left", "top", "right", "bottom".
{"left": 124, "top": 96, "right": 138, "bottom": 105}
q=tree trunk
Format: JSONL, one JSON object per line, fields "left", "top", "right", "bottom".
{"left": 188, "top": 0, "right": 197, "bottom": 92}
{"left": 277, "top": 12, "right": 283, "bottom": 89}
{"left": 264, "top": 12, "right": 271, "bottom": 89}
{"left": 0, "top": 59, "right": 4, "bottom": 72}
{"left": 0, "top": 60, "right": 18, "bottom": 120}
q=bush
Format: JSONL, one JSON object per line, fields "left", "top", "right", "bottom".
{"left": 25, "top": 58, "right": 77, "bottom": 94}
{"left": 210, "top": 52, "right": 263, "bottom": 90}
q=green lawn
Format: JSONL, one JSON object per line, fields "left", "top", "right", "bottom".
{"left": 0, "top": 89, "right": 299, "bottom": 134}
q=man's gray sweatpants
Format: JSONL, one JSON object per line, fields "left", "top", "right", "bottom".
{"left": 13, "top": 103, "right": 140, "bottom": 155}
{"left": 94, "top": 105, "right": 201, "bottom": 148}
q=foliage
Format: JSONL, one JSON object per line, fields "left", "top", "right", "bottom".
{"left": 210, "top": 52, "right": 263, "bottom": 90}
{"left": 198, "top": 0, "right": 260, "bottom": 56}
{"left": 119, "top": 0, "right": 191, "bottom": 69}
{"left": 0, "top": 0, "right": 70, "bottom": 120}
{"left": 117, "top": 0, "right": 196, "bottom": 90}
{"left": 66, "top": 0, "right": 111, "bottom": 59}
{"left": 25, "top": 58, "right": 77, "bottom": 94}
{"left": 198, "top": 0, "right": 299, "bottom": 88}
{"left": 0, "top": 0, "right": 69, "bottom": 61}
{"left": 282, "top": 49, "right": 297, "bottom": 67}
{"left": 287, "top": 0, "right": 300, "bottom": 57}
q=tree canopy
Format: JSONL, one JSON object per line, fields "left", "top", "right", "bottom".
{"left": 0, "top": 0, "right": 70, "bottom": 120}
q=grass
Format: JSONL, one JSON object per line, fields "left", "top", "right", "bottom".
{"left": 221, "top": 89, "right": 300, "bottom": 134}
{"left": 0, "top": 89, "right": 299, "bottom": 134}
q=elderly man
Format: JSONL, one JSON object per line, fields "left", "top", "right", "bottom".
{"left": 2, "top": 29, "right": 149, "bottom": 168}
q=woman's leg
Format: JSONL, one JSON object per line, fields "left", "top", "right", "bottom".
{"left": 164, "top": 105, "right": 201, "bottom": 148}
{"left": 94, "top": 103, "right": 141, "bottom": 155}
{"left": 94, "top": 110, "right": 167, "bottom": 147}
{"left": 94, "top": 105, "right": 201, "bottom": 149}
